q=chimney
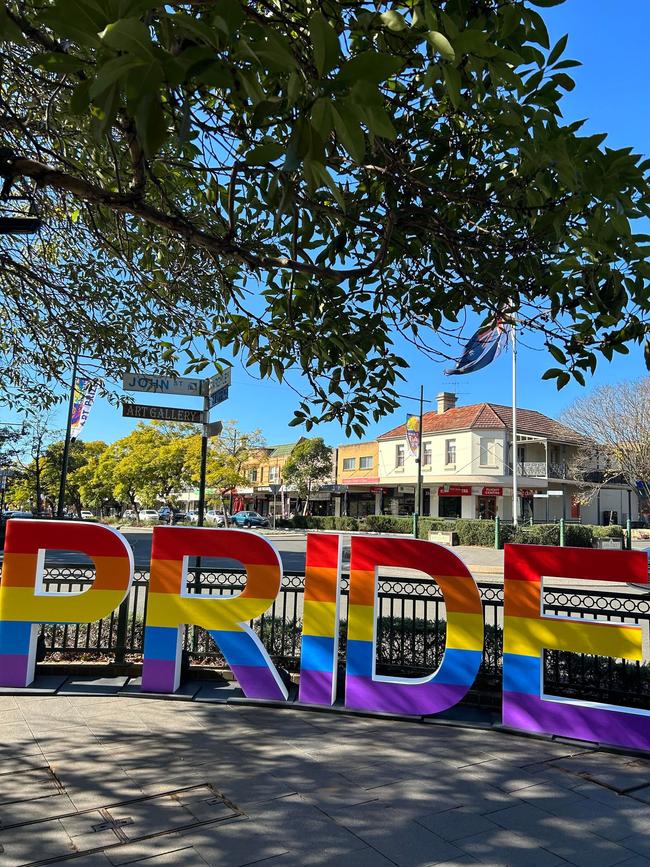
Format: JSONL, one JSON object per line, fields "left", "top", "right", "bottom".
{"left": 436, "top": 392, "right": 457, "bottom": 414}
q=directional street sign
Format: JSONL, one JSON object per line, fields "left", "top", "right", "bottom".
{"left": 206, "top": 368, "right": 232, "bottom": 396}
{"left": 122, "top": 373, "right": 203, "bottom": 397}
{"left": 122, "top": 403, "right": 205, "bottom": 424}
{"left": 206, "top": 420, "right": 223, "bottom": 438}
{"left": 208, "top": 385, "right": 229, "bottom": 410}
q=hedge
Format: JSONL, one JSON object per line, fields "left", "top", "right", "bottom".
{"left": 592, "top": 524, "right": 624, "bottom": 539}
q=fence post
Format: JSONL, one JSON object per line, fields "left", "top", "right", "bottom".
{"left": 114, "top": 597, "right": 129, "bottom": 665}
{"left": 626, "top": 517, "right": 632, "bottom": 550}
{"left": 494, "top": 515, "right": 500, "bottom": 550}
{"left": 559, "top": 517, "right": 565, "bottom": 547}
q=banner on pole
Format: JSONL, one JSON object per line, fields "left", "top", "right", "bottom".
{"left": 70, "top": 378, "right": 99, "bottom": 439}
{"left": 406, "top": 414, "right": 420, "bottom": 458}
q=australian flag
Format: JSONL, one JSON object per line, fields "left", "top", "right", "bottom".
{"left": 445, "top": 319, "right": 510, "bottom": 376}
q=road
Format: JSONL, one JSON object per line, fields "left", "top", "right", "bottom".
{"left": 44, "top": 530, "right": 310, "bottom": 572}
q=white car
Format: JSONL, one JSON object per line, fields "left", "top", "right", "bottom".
{"left": 80, "top": 510, "right": 94, "bottom": 519}
{"left": 139, "top": 509, "right": 160, "bottom": 521}
{"left": 205, "top": 510, "right": 227, "bottom": 527}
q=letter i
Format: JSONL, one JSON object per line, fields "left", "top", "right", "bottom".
{"left": 298, "top": 533, "right": 343, "bottom": 705}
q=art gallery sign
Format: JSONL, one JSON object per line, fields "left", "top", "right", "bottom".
{"left": 0, "top": 520, "right": 648, "bottom": 753}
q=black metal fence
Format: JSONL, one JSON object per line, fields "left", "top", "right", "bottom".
{"left": 34, "top": 566, "right": 650, "bottom": 710}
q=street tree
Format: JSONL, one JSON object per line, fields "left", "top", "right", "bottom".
{"left": 186, "top": 422, "right": 265, "bottom": 511}
{"left": 1, "top": 1, "right": 650, "bottom": 432}
{"left": 562, "top": 378, "right": 650, "bottom": 512}
{"left": 94, "top": 422, "right": 195, "bottom": 515}
{"left": 282, "top": 437, "right": 332, "bottom": 514}
{"left": 39, "top": 439, "right": 107, "bottom": 515}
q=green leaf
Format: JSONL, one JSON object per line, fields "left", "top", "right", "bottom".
{"left": 69, "top": 80, "right": 91, "bottom": 114}
{"left": 28, "top": 51, "right": 87, "bottom": 73}
{"left": 310, "top": 97, "right": 334, "bottom": 140}
{"left": 442, "top": 65, "right": 461, "bottom": 108}
{"left": 380, "top": 10, "right": 408, "bottom": 32}
{"left": 547, "top": 343, "right": 567, "bottom": 364}
{"left": 90, "top": 55, "right": 145, "bottom": 97}
{"left": 548, "top": 33, "right": 568, "bottom": 66}
{"left": 337, "top": 51, "right": 404, "bottom": 86}
{"left": 541, "top": 368, "right": 563, "bottom": 381}
{"left": 531, "top": 0, "right": 565, "bottom": 6}
{"left": 100, "top": 18, "right": 154, "bottom": 58}
{"left": 244, "top": 141, "right": 284, "bottom": 165}
{"left": 303, "top": 159, "right": 345, "bottom": 211}
{"left": 135, "top": 94, "right": 167, "bottom": 156}
{"left": 332, "top": 103, "right": 365, "bottom": 162}
{"left": 426, "top": 31, "right": 456, "bottom": 62}
{"left": 309, "top": 11, "right": 340, "bottom": 77}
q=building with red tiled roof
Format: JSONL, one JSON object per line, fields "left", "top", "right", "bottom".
{"left": 335, "top": 392, "right": 637, "bottom": 526}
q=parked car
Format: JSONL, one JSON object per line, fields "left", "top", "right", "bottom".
{"left": 122, "top": 510, "right": 137, "bottom": 521}
{"left": 158, "top": 507, "right": 191, "bottom": 525}
{"left": 139, "top": 509, "right": 160, "bottom": 521}
{"left": 205, "top": 510, "right": 227, "bottom": 527}
{"left": 80, "top": 510, "right": 94, "bottom": 520}
{"left": 4, "top": 510, "right": 33, "bottom": 518}
{"left": 230, "top": 510, "right": 269, "bottom": 529}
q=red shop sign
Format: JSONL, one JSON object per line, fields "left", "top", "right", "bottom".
{"left": 482, "top": 487, "right": 503, "bottom": 497}
{"left": 438, "top": 485, "right": 472, "bottom": 497}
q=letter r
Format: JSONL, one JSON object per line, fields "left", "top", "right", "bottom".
{"left": 142, "top": 527, "right": 287, "bottom": 700}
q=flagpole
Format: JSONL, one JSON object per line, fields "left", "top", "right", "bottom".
{"left": 511, "top": 322, "right": 518, "bottom": 527}
{"left": 57, "top": 350, "right": 78, "bottom": 519}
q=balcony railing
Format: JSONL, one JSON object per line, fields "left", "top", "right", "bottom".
{"left": 548, "top": 462, "right": 570, "bottom": 479}
{"left": 507, "top": 461, "right": 547, "bottom": 477}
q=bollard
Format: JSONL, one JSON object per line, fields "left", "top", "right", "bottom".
{"left": 559, "top": 517, "right": 565, "bottom": 547}
{"left": 627, "top": 517, "right": 632, "bottom": 550}
{"left": 413, "top": 512, "right": 419, "bottom": 539}
{"left": 494, "top": 515, "right": 500, "bottom": 550}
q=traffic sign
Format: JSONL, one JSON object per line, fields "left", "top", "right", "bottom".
{"left": 206, "top": 368, "right": 232, "bottom": 395}
{"left": 208, "top": 385, "right": 229, "bottom": 410}
{"left": 206, "top": 420, "right": 223, "bottom": 438}
{"left": 122, "top": 373, "right": 203, "bottom": 397}
{"left": 122, "top": 403, "right": 205, "bottom": 424}
{"left": 269, "top": 484, "right": 281, "bottom": 495}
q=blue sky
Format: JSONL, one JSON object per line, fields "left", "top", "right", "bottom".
{"left": 18, "top": 1, "right": 650, "bottom": 449}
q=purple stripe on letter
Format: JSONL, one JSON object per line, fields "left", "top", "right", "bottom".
{"left": 141, "top": 658, "right": 177, "bottom": 693}
{"left": 0, "top": 654, "right": 30, "bottom": 688}
{"left": 230, "top": 664, "right": 287, "bottom": 701}
{"left": 345, "top": 675, "right": 470, "bottom": 716}
{"left": 299, "top": 669, "right": 333, "bottom": 705}
{"left": 503, "top": 691, "right": 650, "bottom": 753}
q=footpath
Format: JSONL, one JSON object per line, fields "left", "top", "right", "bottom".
{"left": 2, "top": 691, "right": 650, "bottom": 865}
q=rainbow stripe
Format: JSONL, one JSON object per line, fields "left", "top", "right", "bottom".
{"left": 142, "top": 527, "right": 288, "bottom": 700}
{"left": 0, "top": 520, "right": 133, "bottom": 687}
{"left": 344, "top": 536, "right": 483, "bottom": 715}
{"left": 503, "top": 544, "right": 650, "bottom": 751}
{"left": 299, "top": 533, "right": 342, "bottom": 705}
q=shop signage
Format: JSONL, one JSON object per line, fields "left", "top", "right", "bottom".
{"left": 438, "top": 485, "right": 472, "bottom": 496}
{"left": 370, "top": 486, "right": 389, "bottom": 494}
{"left": 482, "top": 486, "right": 503, "bottom": 497}
{"left": 0, "top": 521, "right": 648, "bottom": 753}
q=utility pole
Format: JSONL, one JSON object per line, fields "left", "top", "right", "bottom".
{"left": 414, "top": 384, "right": 424, "bottom": 538}
{"left": 57, "top": 352, "right": 78, "bottom": 518}
{"left": 197, "top": 388, "right": 210, "bottom": 529}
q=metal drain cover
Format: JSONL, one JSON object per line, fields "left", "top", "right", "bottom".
{"left": 0, "top": 784, "right": 241, "bottom": 866}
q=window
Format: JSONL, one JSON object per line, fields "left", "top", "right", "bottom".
{"left": 422, "top": 442, "right": 432, "bottom": 466}
{"left": 445, "top": 439, "right": 456, "bottom": 465}
{"left": 439, "top": 496, "right": 462, "bottom": 518}
{"left": 479, "top": 437, "right": 498, "bottom": 467}
{"left": 248, "top": 468, "right": 258, "bottom": 483}
{"left": 259, "top": 467, "right": 264, "bottom": 483}
{"left": 517, "top": 445, "right": 525, "bottom": 464}
{"left": 269, "top": 466, "right": 279, "bottom": 483}
{"left": 359, "top": 456, "right": 373, "bottom": 470}
{"left": 343, "top": 457, "right": 356, "bottom": 471}
{"left": 395, "top": 444, "right": 405, "bottom": 468}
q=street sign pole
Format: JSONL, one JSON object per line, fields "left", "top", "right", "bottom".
{"left": 198, "top": 391, "right": 210, "bottom": 530}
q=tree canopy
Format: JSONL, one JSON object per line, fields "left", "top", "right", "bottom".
{"left": 282, "top": 436, "right": 332, "bottom": 511}
{"left": 562, "top": 378, "right": 650, "bottom": 508}
{"left": 2, "top": 0, "right": 649, "bottom": 433}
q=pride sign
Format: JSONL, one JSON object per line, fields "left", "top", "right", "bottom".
{"left": 0, "top": 520, "right": 648, "bottom": 753}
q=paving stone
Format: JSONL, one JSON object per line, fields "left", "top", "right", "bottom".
{"left": 417, "top": 806, "right": 502, "bottom": 842}
{"left": 552, "top": 753, "right": 650, "bottom": 793}
{"left": 0, "top": 818, "right": 77, "bottom": 866}
{"left": 487, "top": 802, "right": 636, "bottom": 866}
{"left": 180, "top": 820, "right": 291, "bottom": 866}
{"left": 617, "top": 832, "right": 650, "bottom": 859}
{"left": 345, "top": 816, "right": 466, "bottom": 866}
{"left": 0, "top": 791, "right": 76, "bottom": 827}
{"left": 49, "top": 853, "right": 114, "bottom": 866}
{"left": 0, "top": 766, "right": 60, "bottom": 804}
{"left": 458, "top": 828, "right": 564, "bottom": 865}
